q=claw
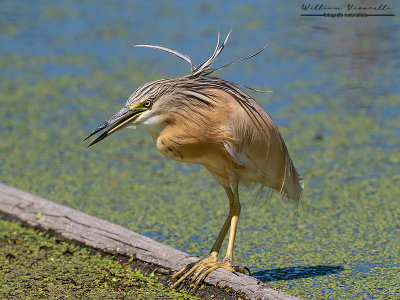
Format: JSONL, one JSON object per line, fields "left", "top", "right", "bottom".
{"left": 243, "top": 266, "right": 251, "bottom": 275}
{"left": 232, "top": 265, "right": 251, "bottom": 275}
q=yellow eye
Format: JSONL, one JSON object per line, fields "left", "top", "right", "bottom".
{"left": 143, "top": 100, "right": 152, "bottom": 108}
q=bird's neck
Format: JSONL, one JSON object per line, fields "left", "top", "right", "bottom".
{"left": 137, "top": 115, "right": 167, "bottom": 137}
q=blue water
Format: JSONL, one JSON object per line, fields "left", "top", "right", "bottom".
{"left": 3, "top": 1, "right": 398, "bottom": 113}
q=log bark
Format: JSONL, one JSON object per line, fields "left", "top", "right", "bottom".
{"left": 0, "top": 183, "right": 300, "bottom": 300}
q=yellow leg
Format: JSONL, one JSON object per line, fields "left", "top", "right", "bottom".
{"left": 190, "top": 200, "right": 241, "bottom": 287}
{"left": 210, "top": 185, "right": 235, "bottom": 254}
{"left": 223, "top": 201, "right": 240, "bottom": 265}
{"left": 171, "top": 180, "right": 245, "bottom": 289}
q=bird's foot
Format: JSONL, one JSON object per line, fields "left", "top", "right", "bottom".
{"left": 170, "top": 253, "right": 247, "bottom": 290}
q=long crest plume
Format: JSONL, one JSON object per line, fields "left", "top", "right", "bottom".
{"left": 189, "top": 30, "right": 231, "bottom": 77}
{"left": 132, "top": 30, "right": 268, "bottom": 79}
{"left": 133, "top": 44, "right": 196, "bottom": 71}
{"left": 132, "top": 31, "right": 272, "bottom": 131}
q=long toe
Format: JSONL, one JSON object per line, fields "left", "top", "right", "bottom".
{"left": 170, "top": 255, "right": 217, "bottom": 289}
{"left": 171, "top": 256, "right": 246, "bottom": 290}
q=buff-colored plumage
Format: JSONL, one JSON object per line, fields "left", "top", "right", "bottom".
{"left": 85, "top": 32, "right": 303, "bottom": 288}
{"left": 148, "top": 84, "right": 302, "bottom": 201}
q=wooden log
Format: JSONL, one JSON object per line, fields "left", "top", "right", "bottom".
{"left": 0, "top": 183, "right": 300, "bottom": 300}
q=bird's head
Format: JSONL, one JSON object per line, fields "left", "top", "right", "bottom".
{"left": 84, "top": 79, "right": 175, "bottom": 146}
{"left": 85, "top": 30, "right": 267, "bottom": 147}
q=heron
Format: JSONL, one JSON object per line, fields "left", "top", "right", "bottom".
{"left": 85, "top": 32, "right": 303, "bottom": 288}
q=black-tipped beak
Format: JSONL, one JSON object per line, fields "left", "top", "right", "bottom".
{"left": 84, "top": 106, "right": 145, "bottom": 147}
{"left": 86, "top": 131, "right": 109, "bottom": 147}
